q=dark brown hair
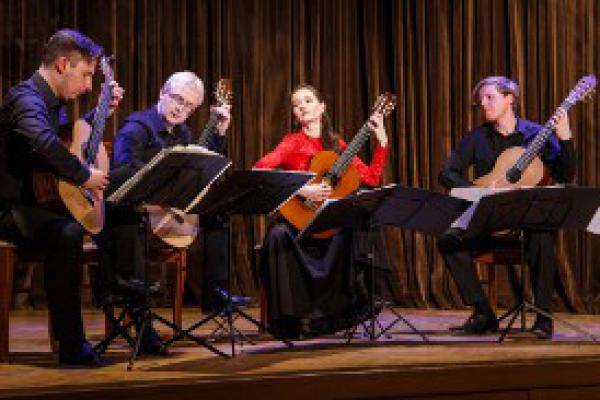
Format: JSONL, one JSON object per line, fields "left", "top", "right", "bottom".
{"left": 42, "top": 29, "right": 103, "bottom": 66}
{"left": 292, "top": 84, "right": 340, "bottom": 153}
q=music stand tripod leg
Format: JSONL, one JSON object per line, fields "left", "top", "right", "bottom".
{"left": 353, "top": 223, "right": 427, "bottom": 344}
{"left": 151, "top": 311, "right": 230, "bottom": 358}
{"left": 127, "top": 308, "right": 149, "bottom": 371}
{"left": 498, "top": 231, "right": 598, "bottom": 343}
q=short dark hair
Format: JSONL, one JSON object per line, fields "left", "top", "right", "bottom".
{"left": 472, "top": 76, "right": 520, "bottom": 111}
{"left": 42, "top": 29, "right": 103, "bottom": 66}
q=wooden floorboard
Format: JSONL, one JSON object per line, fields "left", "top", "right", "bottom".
{"left": 3, "top": 308, "right": 600, "bottom": 399}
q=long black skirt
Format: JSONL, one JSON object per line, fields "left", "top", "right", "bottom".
{"left": 260, "top": 220, "right": 383, "bottom": 338}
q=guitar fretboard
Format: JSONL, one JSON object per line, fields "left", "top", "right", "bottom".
{"left": 506, "top": 97, "right": 576, "bottom": 181}
{"left": 328, "top": 122, "right": 372, "bottom": 180}
{"left": 197, "top": 111, "right": 220, "bottom": 147}
{"left": 85, "top": 60, "right": 113, "bottom": 165}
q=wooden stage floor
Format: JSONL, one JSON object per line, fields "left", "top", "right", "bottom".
{"left": 3, "top": 307, "right": 600, "bottom": 399}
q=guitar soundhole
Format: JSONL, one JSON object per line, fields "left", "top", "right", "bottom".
{"left": 81, "top": 189, "right": 95, "bottom": 205}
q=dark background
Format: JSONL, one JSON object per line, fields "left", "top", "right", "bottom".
{"left": 2, "top": 0, "right": 600, "bottom": 311}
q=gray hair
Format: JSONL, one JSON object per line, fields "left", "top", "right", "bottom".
{"left": 472, "top": 76, "right": 520, "bottom": 110}
{"left": 161, "top": 71, "right": 204, "bottom": 97}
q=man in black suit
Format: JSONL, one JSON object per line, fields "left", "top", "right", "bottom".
{"left": 0, "top": 29, "right": 123, "bottom": 366}
{"left": 438, "top": 76, "right": 576, "bottom": 338}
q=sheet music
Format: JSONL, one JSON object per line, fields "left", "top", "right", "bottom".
{"left": 587, "top": 207, "right": 600, "bottom": 234}
{"left": 249, "top": 168, "right": 317, "bottom": 216}
{"left": 107, "top": 144, "right": 229, "bottom": 205}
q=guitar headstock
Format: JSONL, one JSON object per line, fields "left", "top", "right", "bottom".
{"left": 371, "top": 92, "right": 397, "bottom": 117}
{"left": 565, "top": 74, "right": 597, "bottom": 105}
{"left": 214, "top": 78, "right": 233, "bottom": 106}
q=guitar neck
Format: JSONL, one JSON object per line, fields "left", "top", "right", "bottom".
{"left": 197, "top": 111, "right": 220, "bottom": 147}
{"left": 328, "top": 121, "right": 371, "bottom": 178}
{"left": 85, "top": 83, "right": 112, "bottom": 164}
{"left": 510, "top": 98, "right": 575, "bottom": 174}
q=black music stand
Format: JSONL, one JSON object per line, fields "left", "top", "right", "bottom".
{"left": 298, "top": 185, "right": 470, "bottom": 341}
{"left": 98, "top": 146, "right": 232, "bottom": 370}
{"left": 164, "top": 169, "right": 314, "bottom": 356}
{"left": 460, "top": 186, "right": 600, "bottom": 342}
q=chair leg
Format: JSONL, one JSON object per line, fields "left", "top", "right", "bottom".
{"left": 259, "top": 288, "right": 267, "bottom": 329}
{"left": 0, "top": 245, "right": 15, "bottom": 362}
{"left": 47, "top": 314, "right": 58, "bottom": 353}
{"left": 488, "top": 266, "right": 497, "bottom": 315}
{"left": 172, "top": 251, "right": 186, "bottom": 336}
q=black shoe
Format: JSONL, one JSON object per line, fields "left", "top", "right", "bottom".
{"left": 137, "top": 326, "right": 167, "bottom": 355}
{"left": 115, "top": 278, "right": 161, "bottom": 296}
{"left": 59, "top": 341, "right": 105, "bottom": 367}
{"left": 202, "top": 288, "right": 252, "bottom": 314}
{"left": 450, "top": 312, "right": 498, "bottom": 334}
{"left": 438, "top": 228, "right": 466, "bottom": 252}
{"left": 530, "top": 315, "right": 553, "bottom": 339}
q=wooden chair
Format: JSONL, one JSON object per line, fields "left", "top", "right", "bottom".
{"left": 0, "top": 240, "right": 60, "bottom": 362}
{"left": 0, "top": 241, "right": 16, "bottom": 362}
{"left": 150, "top": 244, "right": 187, "bottom": 334}
{"left": 475, "top": 245, "right": 525, "bottom": 315}
{"left": 1, "top": 240, "right": 188, "bottom": 362}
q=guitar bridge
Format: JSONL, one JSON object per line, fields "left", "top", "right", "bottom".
{"left": 303, "top": 199, "right": 319, "bottom": 211}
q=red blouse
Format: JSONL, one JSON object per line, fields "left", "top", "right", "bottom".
{"left": 254, "top": 131, "right": 388, "bottom": 186}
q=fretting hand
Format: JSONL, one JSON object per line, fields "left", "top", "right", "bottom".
{"left": 106, "top": 80, "right": 125, "bottom": 116}
{"left": 211, "top": 104, "right": 232, "bottom": 135}
{"left": 551, "top": 108, "right": 572, "bottom": 140}
{"left": 367, "top": 112, "right": 388, "bottom": 147}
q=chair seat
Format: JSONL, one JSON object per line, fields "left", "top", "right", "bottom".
{"left": 474, "top": 249, "right": 522, "bottom": 265}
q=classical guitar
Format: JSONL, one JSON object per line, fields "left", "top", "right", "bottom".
{"left": 474, "top": 74, "right": 596, "bottom": 188}
{"left": 149, "top": 79, "right": 233, "bottom": 248}
{"left": 33, "top": 57, "right": 113, "bottom": 234}
{"left": 279, "top": 93, "right": 397, "bottom": 237}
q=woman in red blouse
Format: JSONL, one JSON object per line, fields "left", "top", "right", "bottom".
{"left": 254, "top": 84, "right": 389, "bottom": 339}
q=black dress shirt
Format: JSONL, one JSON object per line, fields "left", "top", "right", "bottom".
{"left": 438, "top": 118, "right": 577, "bottom": 189}
{"left": 109, "top": 106, "right": 227, "bottom": 192}
{"left": 0, "top": 72, "right": 90, "bottom": 208}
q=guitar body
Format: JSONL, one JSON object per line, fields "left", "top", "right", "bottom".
{"left": 473, "top": 146, "right": 545, "bottom": 188}
{"left": 58, "top": 119, "right": 109, "bottom": 234}
{"left": 147, "top": 206, "right": 200, "bottom": 248}
{"left": 279, "top": 150, "right": 362, "bottom": 237}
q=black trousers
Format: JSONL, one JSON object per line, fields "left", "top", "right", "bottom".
{"left": 199, "top": 215, "right": 229, "bottom": 293}
{"left": 0, "top": 207, "right": 86, "bottom": 350}
{"left": 440, "top": 230, "right": 557, "bottom": 312}
{"left": 95, "top": 203, "right": 147, "bottom": 295}
{"left": 95, "top": 206, "right": 229, "bottom": 303}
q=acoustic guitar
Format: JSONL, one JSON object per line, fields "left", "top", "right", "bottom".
{"left": 279, "top": 93, "right": 397, "bottom": 237}
{"left": 474, "top": 74, "right": 597, "bottom": 188}
{"left": 33, "top": 57, "right": 114, "bottom": 234}
{"left": 149, "top": 79, "right": 233, "bottom": 248}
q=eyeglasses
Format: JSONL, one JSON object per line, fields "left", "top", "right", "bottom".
{"left": 168, "top": 93, "right": 197, "bottom": 111}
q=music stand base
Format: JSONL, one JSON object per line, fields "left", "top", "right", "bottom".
{"left": 498, "top": 301, "right": 599, "bottom": 343}
{"left": 345, "top": 297, "right": 428, "bottom": 343}
{"left": 95, "top": 298, "right": 229, "bottom": 370}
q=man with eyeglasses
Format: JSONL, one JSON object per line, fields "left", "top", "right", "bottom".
{"left": 94, "top": 71, "right": 238, "bottom": 355}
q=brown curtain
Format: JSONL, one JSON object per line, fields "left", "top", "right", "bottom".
{"left": 2, "top": 0, "right": 600, "bottom": 311}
